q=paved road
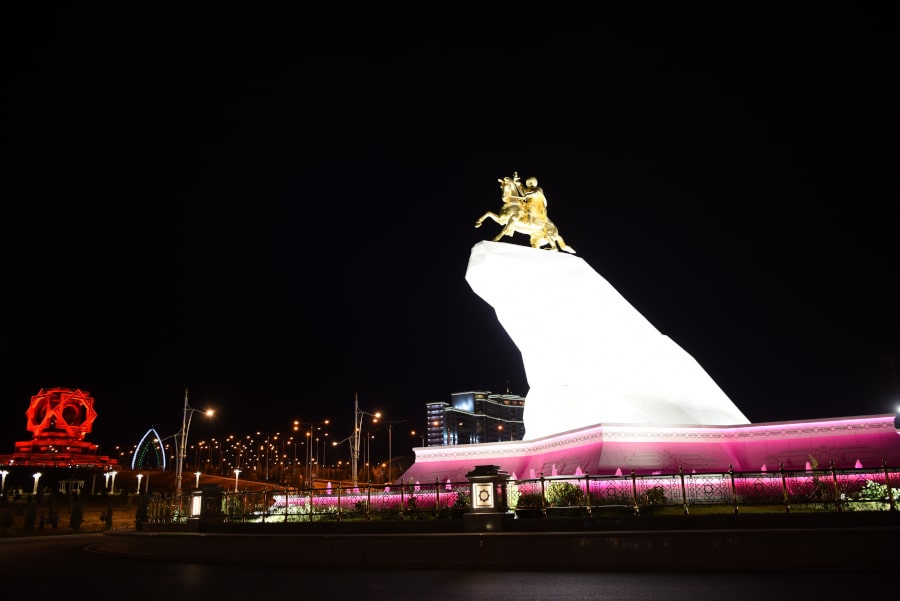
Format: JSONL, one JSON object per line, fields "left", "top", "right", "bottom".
{"left": 0, "top": 533, "right": 890, "bottom": 601}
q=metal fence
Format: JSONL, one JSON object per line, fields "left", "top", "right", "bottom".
{"left": 142, "top": 461, "right": 899, "bottom": 524}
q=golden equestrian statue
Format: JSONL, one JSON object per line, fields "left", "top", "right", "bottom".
{"left": 475, "top": 172, "right": 575, "bottom": 253}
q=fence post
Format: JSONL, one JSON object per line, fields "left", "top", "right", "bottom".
{"left": 337, "top": 483, "right": 343, "bottom": 521}
{"left": 630, "top": 469, "right": 640, "bottom": 516}
{"left": 883, "top": 459, "right": 897, "bottom": 512}
{"left": 830, "top": 461, "right": 842, "bottom": 512}
{"left": 584, "top": 472, "right": 592, "bottom": 518}
{"left": 399, "top": 478, "right": 405, "bottom": 517}
{"left": 679, "top": 465, "right": 689, "bottom": 515}
{"left": 539, "top": 473, "right": 547, "bottom": 517}
{"left": 729, "top": 465, "right": 739, "bottom": 514}
{"left": 365, "top": 483, "right": 371, "bottom": 520}
{"left": 779, "top": 463, "right": 791, "bottom": 514}
{"left": 435, "top": 477, "right": 440, "bottom": 516}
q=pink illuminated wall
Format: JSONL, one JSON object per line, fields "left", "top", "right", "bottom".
{"left": 397, "top": 414, "right": 900, "bottom": 484}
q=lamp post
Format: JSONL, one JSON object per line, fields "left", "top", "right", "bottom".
{"left": 0, "top": 470, "right": 8, "bottom": 495}
{"left": 233, "top": 469, "right": 241, "bottom": 492}
{"left": 384, "top": 419, "right": 407, "bottom": 484}
{"left": 136, "top": 473, "right": 143, "bottom": 495}
{"left": 297, "top": 419, "right": 329, "bottom": 488}
{"left": 110, "top": 471, "right": 117, "bottom": 494}
{"left": 175, "top": 388, "right": 214, "bottom": 496}
{"left": 32, "top": 472, "right": 42, "bottom": 495}
{"left": 351, "top": 393, "right": 381, "bottom": 487}
{"left": 194, "top": 471, "right": 201, "bottom": 489}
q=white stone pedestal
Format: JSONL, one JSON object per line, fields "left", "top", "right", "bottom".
{"left": 465, "top": 241, "right": 749, "bottom": 439}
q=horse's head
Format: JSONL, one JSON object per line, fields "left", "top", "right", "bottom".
{"left": 498, "top": 173, "right": 523, "bottom": 197}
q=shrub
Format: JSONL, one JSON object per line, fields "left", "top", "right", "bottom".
{"left": 70, "top": 496, "right": 84, "bottom": 531}
{"left": 515, "top": 492, "right": 545, "bottom": 509}
{"left": 0, "top": 508, "right": 13, "bottom": 530}
{"left": 546, "top": 482, "right": 585, "bottom": 508}
{"left": 642, "top": 485, "right": 666, "bottom": 506}
{"left": 100, "top": 501, "right": 113, "bottom": 530}
{"left": 850, "top": 480, "right": 900, "bottom": 511}
{"left": 23, "top": 499, "right": 37, "bottom": 533}
{"left": 452, "top": 490, "right": 470, "bottom": 511}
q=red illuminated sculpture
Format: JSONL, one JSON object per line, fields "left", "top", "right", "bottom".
{"left": 0, "top": 388, "right": 116, "bottom": 468}
{"left": 26, "top": 387, "right": 98, "bottom": 440}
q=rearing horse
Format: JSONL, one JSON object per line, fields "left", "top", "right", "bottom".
{"left": 475, "top": 173, "right": 575, "bottom": 253}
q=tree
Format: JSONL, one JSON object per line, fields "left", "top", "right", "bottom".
{"left": 23, "top": 497, "right": 37, "bottom": 533}
{"left": 100, "top": 500, "right": 113, "bottom": 530}
{"left": 69, "top": 493, "right": 84, "bottom": 531}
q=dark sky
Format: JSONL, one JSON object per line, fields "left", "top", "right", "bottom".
{"left": 4, "top": 5, "right": 898, "bottom": 458}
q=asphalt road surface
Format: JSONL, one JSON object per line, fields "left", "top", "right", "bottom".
{"left": 0, "top": 533, "right": 889, "bottom": 601}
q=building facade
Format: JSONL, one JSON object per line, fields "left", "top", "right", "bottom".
{"left": 425, "top": 390, "right": 525, "bottom": 447}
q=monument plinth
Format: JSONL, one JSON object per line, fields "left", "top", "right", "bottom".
{"left": 466, "top": 240, "right": 749, "bottom": 439}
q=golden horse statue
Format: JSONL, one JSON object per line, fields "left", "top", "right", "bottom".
{"left": 475, "top": 173, "right": 575, "bottom": 253}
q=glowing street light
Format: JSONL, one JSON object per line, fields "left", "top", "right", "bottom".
{"left": 0, "top": 470, "right": 8, "bottom": 495}
{"left": 233, "top": 468, "right": 241, "bottom": 493}
{"left": 194, "top": 471, "right": 201, "bottom": 489}
{"left": 32, "top": 472, "right": 42, "bottom": 495}
{"left": 332, "top": 435, "right": 353, "bottom": 483}
{"left": 136, "top": 473, "right": 144, "bottom": 494}
{"left": 110, "top": 471, "right": 118, "bottom": 494}
{"left": 175, "top": 388, "right": 214, "bottom": 496}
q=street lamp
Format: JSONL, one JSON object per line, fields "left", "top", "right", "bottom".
{"left": 351, "top": 393, "right": 381, "bottom": 487}
{"left": 0, "top": 470, "right": 8, "bottom": 495}
{"left": 136, "top": 473, "right": 143, "bottom": 494}
{"left": 110, "top": 471, "right": 117, "bottom": 494}
{"left": 32, "top": 472, "right": 42, "bottom": 495}
{"left": 194, "top": 471, "right": 201, "bottom": 488}
{"left": 298, "top": 419, "right": 329, "bottom": 488}
{"left": 175, "top": 388, "right": 214, "bottom": 496}
{"left": 233, "top": 469, "right": 241, "bottom": 492}
{"left": 384, "top": 419, "right": 407, "bottom": 484}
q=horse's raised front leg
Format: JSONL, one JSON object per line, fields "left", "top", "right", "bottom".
{"left": 475, "top": 212, "right": 501, "bottom": 228}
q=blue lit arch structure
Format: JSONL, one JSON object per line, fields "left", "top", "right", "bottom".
{"left": 132, "top": 428, "right": 166, "bottom": 470}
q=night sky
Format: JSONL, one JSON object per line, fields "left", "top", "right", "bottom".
{"left": 4, "top": 5, "right": 898, "bottom": 459}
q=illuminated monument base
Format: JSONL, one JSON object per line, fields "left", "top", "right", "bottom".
{"left": 466, "top": 241, "right": 750, "bottom": 439}
{"left": 398, "top": 242, "right": 900, "bottom": 483}
{"left": 399, "top": 415, "right": 900, "bottom": 484}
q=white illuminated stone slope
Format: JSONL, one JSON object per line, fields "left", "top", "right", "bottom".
{"left": 465, "top": 241, "right": 750, "bottom": 439}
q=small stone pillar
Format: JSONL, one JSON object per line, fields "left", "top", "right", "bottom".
{"left": 463, "top": 465, "right": 511, "bottom": 532}
{"left": 187, "top": 485, "right": 226, "bottom": 531}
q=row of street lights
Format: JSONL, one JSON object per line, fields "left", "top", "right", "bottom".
{"left": 0, "top": 470, "right": 129, "bottom": 496}
{"left": 164, "top": 389, "right": 419, "bottom": 493}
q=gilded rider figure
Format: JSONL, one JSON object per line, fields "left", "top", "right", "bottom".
{"left": 522, "top": 176, "right": 548, "bottom": 227}
{"left": 475, "top": 172, "right": 576, "bottom": 254}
